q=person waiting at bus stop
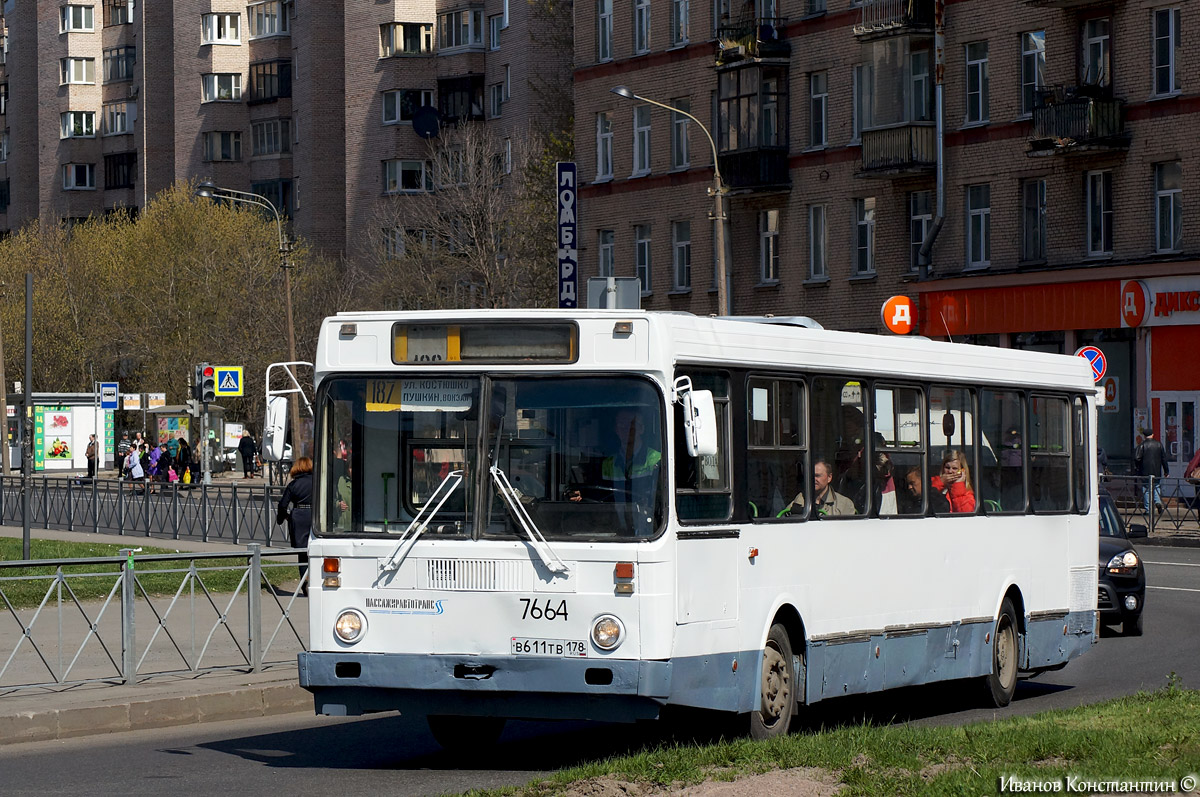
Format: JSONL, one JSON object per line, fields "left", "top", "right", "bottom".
{"left": 1134, "top": 427, "right": 1168, "bottom": 513}
{"left": 277, "top": 456, "right": 314, "bottom": 596}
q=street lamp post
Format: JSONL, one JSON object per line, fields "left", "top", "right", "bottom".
{"left": 611, "top": 86, "right": 730, "bottom": 317}
{"left": 195, "top": 180, "right": 300, "bottom": 462}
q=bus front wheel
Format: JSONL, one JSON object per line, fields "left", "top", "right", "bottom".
{"left": 982, "top": 598, "right": 1018, "bottom": 708}
{"left": 749, "top": 623, "right": 796, "bottom": 740}
{"left": 427, "top": 715, "right": 506, "bottom": 751}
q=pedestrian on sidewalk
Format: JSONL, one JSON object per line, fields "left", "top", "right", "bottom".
{"left": 85, "top": 434, "right": 97, "bottom": 479}
{"left": 1134, "top": 427, "right": 1169, "bottom": 513}
{"left": 276, "top": 456, "right": 313, "bottom": 595}
{"left": 117, "top": 432, "right": 132, "bottom": 479}
{"left": 238, "top": 431, "right": 258, "bottom": 479}
{"left": 125, "top": 445, "right": 145, "bottom": 493}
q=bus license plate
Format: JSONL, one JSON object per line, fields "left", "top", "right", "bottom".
{"left": 511, "top": 637, "right": 588, "bottom": 658}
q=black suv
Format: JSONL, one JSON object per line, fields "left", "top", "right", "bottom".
{"left": 1098, "top": 491, "right": 1147, "bottom": 636}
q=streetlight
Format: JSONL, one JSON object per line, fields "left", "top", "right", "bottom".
{"left": 194, "top": 180, "right": 300, "bottom": 460}
{"left": 610, "top": 86, "right": 730, "bottom": 317}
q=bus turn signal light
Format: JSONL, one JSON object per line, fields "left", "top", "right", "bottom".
{"left": 322, "top": 557, "right": 341, "bottom": 588}
{"left": 323, "top": 558, "right": 340, "bottom": 573}
{"left": 614, "top": 562, "right": 634, "bottom": 579}
{"left": 614, "top": 562, "right": 634, "bottom": 595}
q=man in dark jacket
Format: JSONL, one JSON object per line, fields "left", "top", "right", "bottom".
{"left": 276, "top": 457, "right": 313, "bottom": 595}
{"left": 238, "top": 432, "right": 258, "bottom": 479}
{"left": 1134, "top": 428, "right": 1169, "bottom": 512}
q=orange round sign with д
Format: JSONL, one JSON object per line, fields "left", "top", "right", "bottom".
{"left": 881, "top": 295, "right": 917, "bottom": 335}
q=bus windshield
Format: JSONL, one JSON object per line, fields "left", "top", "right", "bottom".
{"left": 317, "top": 375, "right": 666, "bottom": 540}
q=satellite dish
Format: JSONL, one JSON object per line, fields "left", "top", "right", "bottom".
{"left": 412, "top": 106, "right": 440, "bottom": 139}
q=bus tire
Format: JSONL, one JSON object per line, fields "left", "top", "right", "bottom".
{"left": 982, "top": 598, "right": 1018, "bottom": 708}
{"left": 427, "top": 715, "right": 506, "bottom": 751}
{"left": 749, "top": 623, "right": 795, "bottom": 740}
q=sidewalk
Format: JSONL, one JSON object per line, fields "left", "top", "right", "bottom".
{"left": 0, "top": 523, "right": 310, "bottom": 746}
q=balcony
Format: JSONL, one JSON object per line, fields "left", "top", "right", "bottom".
{"left": 853, "top": 0, "right": 933, "bottom": 40}
{"left": 1028, "top": 92, "right": 1129, "bottom": 156}
{"left": 859, "top": 123, "right": 935, "bottom": 176}
{"left": 719, "top": 148, "right": 790, "bottom": 192}
{"left": 715, "top": 17, "right": 790, "bottom": 65}
{"left": 1023, "top": 0, "right": 1117, "bottom": 8}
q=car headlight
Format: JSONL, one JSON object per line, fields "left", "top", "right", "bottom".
{"left": 1106, "top": 550, "right": 1139, "bottom": 575}
{"left": 334, "top": 609, "right": 366, "bottom": 643}
{"left": 592, "top": 615, "right": 624, "bottom": 650}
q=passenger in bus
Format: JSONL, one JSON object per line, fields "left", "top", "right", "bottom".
{"left": 835, "top": 407, "right": 868, "bottom": 512}
{"left": 789, "top": 459, "right": 855, "bottom": 517}
{"left": 902, "top": 466, "right": 950, "bottom": 514}
{"left": 335, "top": 459, "right": 353, "bottom": 530}
{"left": 932, "top": 449, "right": 976, "bottom": 513}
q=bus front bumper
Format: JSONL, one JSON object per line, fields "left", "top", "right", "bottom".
{"left": 297, "top": 651, "right": 673, "bottom": 721}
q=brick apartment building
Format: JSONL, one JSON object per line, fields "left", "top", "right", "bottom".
{"left": 0, "top": 0, "right": 567, "bottom": 259}
{"left": 574, "top": 0, "right": 1200, "bottom": 468}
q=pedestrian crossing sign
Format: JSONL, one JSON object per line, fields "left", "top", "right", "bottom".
{"left": 213, "top": 366, "right": 244, "bottom": 397}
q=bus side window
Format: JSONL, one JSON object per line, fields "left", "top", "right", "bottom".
{"left": 747, "top": 377, "right": 806, "bottom": 520}
{"left": 873, "top": 385, "right": 924, "bottom": 517}
{"left": 928, "top": 386, "right": 978, "bottom": 515}
{"left": 810, "top": 377, "right": 864, "bottom": 517}
{"left": 1031, "top": 395, "right": 1072, "bottom": 512}
{"left": 1073, "top": 396, "right": 1090, "bottom": 513}
{"left": 675, "top": 370, "right": 732, "bottom": 522}
{"left": 979, "top": 389, "right": 1026, "bottom": 514}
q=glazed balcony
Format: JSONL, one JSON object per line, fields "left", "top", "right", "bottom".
{"left": 853, "top": 0, "right": 933, "bottom": 40}
{"left": 858, "top": 122, "right": 936, "bottom": 176}
{"left": 715, "top": 17, "right": 790, "bottom": 65}
{"left": 1023, "top": 0, "right": 1119, "bottom": 8}
{"left": 1028, "top": 92, "right": 1129, "bottom": 156}
{"left": 718, "top": 148, "right": 791, "bottom": 192}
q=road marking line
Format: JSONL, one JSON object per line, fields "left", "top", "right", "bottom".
{"left": 1144, "top": 561, "right": 1200, "bottom": 567}
{"left": 1147, "top": 585, "right": 1200, "bottom": 593}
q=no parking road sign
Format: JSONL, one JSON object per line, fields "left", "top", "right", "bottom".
{"left": 1074, "top": 346, "right": 1107, "bottom": 383}
{"left": 212, "top": 366, "right": 244, "bottom": 397}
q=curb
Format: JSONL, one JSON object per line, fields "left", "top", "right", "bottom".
{"left": 0, "top": 681, "right": 311, "bottom": 747}
{"left": 1136, "top": 535, "right": 1200, "bottom": 549}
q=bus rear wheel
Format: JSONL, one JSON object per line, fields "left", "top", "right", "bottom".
{"left": 982, "top": 598, "right": 1018, "bottom": 708}
{"left": 749, "top": 623, "right": 795, "bottom": 740}
{"left": 427, "top": 715, "right": 506, "bottom": 751}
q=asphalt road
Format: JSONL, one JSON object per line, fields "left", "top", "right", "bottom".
{"left": 3, "top": 546, "right": 1197, "bottom": 797}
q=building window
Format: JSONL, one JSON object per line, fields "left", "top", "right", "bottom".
{"left": 202, "top": 73, "right": 241, "bottom": 102}
{"left": 854, "top": 198, "right": 875, "bottom": 275}
{"left": 597, "top": 0, "right": 613, "bottom": 61}
{"left": 0, "top": 131, "right": 8, "bottom": 163}
{"left": 1152, "top": 8, "right": 1181, "bottom": 97}
{"left": 503, "top": 138, "right": 512, "bottom": 174}
{"left": 598, "top": 230, "right": 615, "bottom": 277}
{"left": 104, "top": 0, "right": 133, "bottom": 27}
{"left": 0, "top": 84, "right": 6, "bottom": 115}
{"left": 60, "top": 5, "right": 95, "bottom": 33}
{"left": 104, "top": 151, "right": 136, "bottom": 189}
{"left": 438, "top": 9, "right": 484, "bottom": 50}
{"left": 251, "top": 119, "right": 291, "bottom": 156}
{"left": 489, "top": 14, "right": 501, "bottom": 49}
{"left": 60, "top": 111, "right": 96, "bottom": 139}
{"left": 670, "top": 0, "right": 689, "bottom": 45}
{"left": 382, "top": 89, "right": 434, "bottom": 124}
{"left": 671, "top": 99, "right": 690, "bottom": 169}
{"left": 384, "top": 160, "right": 432, "bottom": 194}
{"left": 634, "top": 0, "right": 651, "bottom": 54}
{"left": 490, "top": 83, "right": 504, "bottom": 117}
{"left": 632, "top": 105, "right": 651, "bottom": 176}
{"left": 718, "top": 65, "right": 788, "bottom": 152}
{"left": 852, "top": 63, "right": 873, "bottom": 138}
{"left": 967, "top": 184, "right": 991, "bottom": 267}
{"left": 672, "top": 220, "right": 692, "bottom": 289}
{"left": 203, "top": 131, "right": 242, "bottom": 162}
{"left": 965, "top": 41, "right": 989, "bottom": 124}
{"left": 1021, "top": 178, "right": 1047, "bottom": 262}
{"left": 438, "top": 75, "right": 484, "bottom": 122}
{"left": 103, "top": 101, "right": 134, "bottom": 135}
{"left": 103, "top": 47, "right": 135, "bottom": 82}
{"left": 596, "top": 112, "right": 613, "bottom": 180}
{"left": 1021, "top": 31, "right": 1045, "bottom": 117}
{"left": 251, "top": 179, "right": 293, "bottom": 217}
{"left": 810, "top": 71, "right": 827, "bottom": 147}
{"left": 202, "top": 13, "right": 240, "bottom": 44}
{"left": 60, "top": 58, "right": 96, "bottom": 85}
{"left": 809, "top": 204, "right": 827, "bottom": 279}
{"left": 249, "top": 60, "right": 291, "bottom": 102}
{"left": 1082, "top": 18, "right": 1110, "bottom": 87}
{"left": 635, "top": 224, "right": 652, "bottom": 293}
{"left": 381, "top": 22, "right": 433, "bottom": 56}
{"left": 62, "top": 163, "right": 96, "bottom": 190}
{"left": 760, "top": 209, "right": 780, "bottom": 282}
{"left": 248, "top": 1, "right": 289, "bottom": 37}
{"left": 1086, "top": 170, "right": 1113, "bottom": 255}
{"left": 909, "top": 190, "right": 932, "bottom": 272}
{"left": 1155, "top": 161, "right": 1182, "bottom": 253}
{"left": 0, "top": 180, "right": 8, "bottom": 212}
{"left": 910, "top": 50, "right": 931, "bottom": 121}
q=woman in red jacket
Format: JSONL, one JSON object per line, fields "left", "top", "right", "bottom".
{"left": 932, "top": 449, "right": 976, "bottom": 513}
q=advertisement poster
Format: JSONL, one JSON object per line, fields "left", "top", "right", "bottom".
{"left": 157, "top": 416, "right": 190, "bottom": 444}
{"left": 123, "top": 393, "right": 141, "bottom": 410}
{"left": 34, "top": 406, "right": 73, "bottom": 470}
{"left": 105, "top": 410, "right": 115, "bottom": 456}
{"left": 224, "top": 422, "right": 244, "bottom": 449}
{"left": 147, "top": 393, "right": 166, "bottom": 409}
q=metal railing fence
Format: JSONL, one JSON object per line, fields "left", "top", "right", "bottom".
{"left": 0, "top": 545, "right": 308, "bottom": 693}
{"left": 0, "top": 475, "right": 289, "bottom": 545}
{"left": 1102, "top": 474, "right": 1200, "bottom": 533}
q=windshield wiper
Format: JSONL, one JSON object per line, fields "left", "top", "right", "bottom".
{"left": 490, "top": 466, "right": 570, "bottom": 576}
{"left": 378, "top": 469, "right": 464, "bottom": 575}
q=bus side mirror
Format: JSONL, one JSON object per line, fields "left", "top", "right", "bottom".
{"left": 683, "top": 390, "right": 718, "bottom": 458}
{"left": 262, "top": 395, "right": 289, "bottom": 462}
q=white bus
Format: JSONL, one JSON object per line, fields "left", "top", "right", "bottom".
{"left": 296, "top": 309, "right": 1099, "bottom": 746}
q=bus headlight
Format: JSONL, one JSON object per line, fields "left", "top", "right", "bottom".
{"left": 592, "top": 615, "right": 623, "bottom": 650}
{"left": 334, "top": 610, "right": 366, "bottom": 644}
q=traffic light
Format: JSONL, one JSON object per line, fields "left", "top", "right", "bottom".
{"left": 200, "top": 364, "right": 216, "bottom": 404}
{"left": 193, "top": 364, "right": 206, "bottom": 400}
